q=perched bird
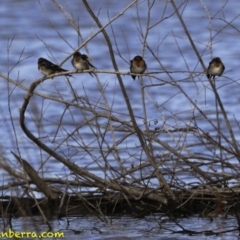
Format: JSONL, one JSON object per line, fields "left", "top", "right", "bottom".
{"left": 71, "top": 52, "right": 96, "bottom": 77}
{"left": 130, "top": 55, "right": 147, "bottom": 80}
{"left": 207, "top": 57, "right": 225, "bottom": 80}
{"left": 38, "top": 57, "right": 71, "bottom": 77}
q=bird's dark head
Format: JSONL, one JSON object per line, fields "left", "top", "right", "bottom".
{"left": 133, "top": 56, "right": 143, "bottom": 61}
{"left": 213, "top": 57, "right": 222, "bottom": 62}
{"left": 38, "top": 58, "right": 47, "bottom": 67}
{"left": 38, "top": 58, "right": 45, "bottom": 64}
{"left": 73, "top": 52, "right": 81, "bottom": 57}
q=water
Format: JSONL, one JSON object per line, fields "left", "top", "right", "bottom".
{"left": 0, "top": 0, "right": 240, "bottom": 238}
{"left": 0, "top": 214, "right": 239, "bottom": 240}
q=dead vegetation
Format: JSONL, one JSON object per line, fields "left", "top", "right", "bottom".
{"left": 1, "top": 0, "right": 240, "bottom": 234}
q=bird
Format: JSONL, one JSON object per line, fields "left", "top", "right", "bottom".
{"left": 38, "top": 57, "right": 71, "bottom": 77}
{"left": 207, "top": 57, "right": 225, "bottom": 80}
{"left": 71, "top": 52, "right": 96, "bottom": 77}
{"left": 130, "top": 55, "right": 147, "bottom": 80}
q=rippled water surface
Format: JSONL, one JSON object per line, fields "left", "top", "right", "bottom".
{"left": 1, "top": 214, "right": 239, "bottom": 240}
{"left": 1, "top": 0, "right": 240, "bottom": 239}
{"left": 0, "top": 0, "right": 239, "bottom": 172}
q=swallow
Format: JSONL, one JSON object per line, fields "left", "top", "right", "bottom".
{"left": 207, "top": 57, "right": 225, "bottom": 80}
{"left": 71, "top": 52, "right": 96, "bottom": 77}
{"left": 38, "top": 57, "right": 71, "bottom": 77}
{"left": 130, "top": 55, "right": 147, "bottom": 80}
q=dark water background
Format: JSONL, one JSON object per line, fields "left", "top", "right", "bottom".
{"left": 1, "top": 0, "right": 240, "bottom": 239}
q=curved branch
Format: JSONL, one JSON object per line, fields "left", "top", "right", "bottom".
{"left": 19, "top": 78, "right": 167, "bottom": 204}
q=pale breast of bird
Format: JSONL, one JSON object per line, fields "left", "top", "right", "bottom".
{"left": 74, "top": 59, "right": 89, "bottom": 70}
{"left": 210, "top": 66, "right": 222, "bottom": 75}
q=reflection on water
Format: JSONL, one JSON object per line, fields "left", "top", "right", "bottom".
{"left": 0, "top": 214, "right": 238, "bottom": 240}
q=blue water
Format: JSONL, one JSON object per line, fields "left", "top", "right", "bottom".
{"left": 1, "top": 214, "right": 239, "bottom": 240}
{"left": 0, "top": 1, "right": 240, "bottom": 239}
